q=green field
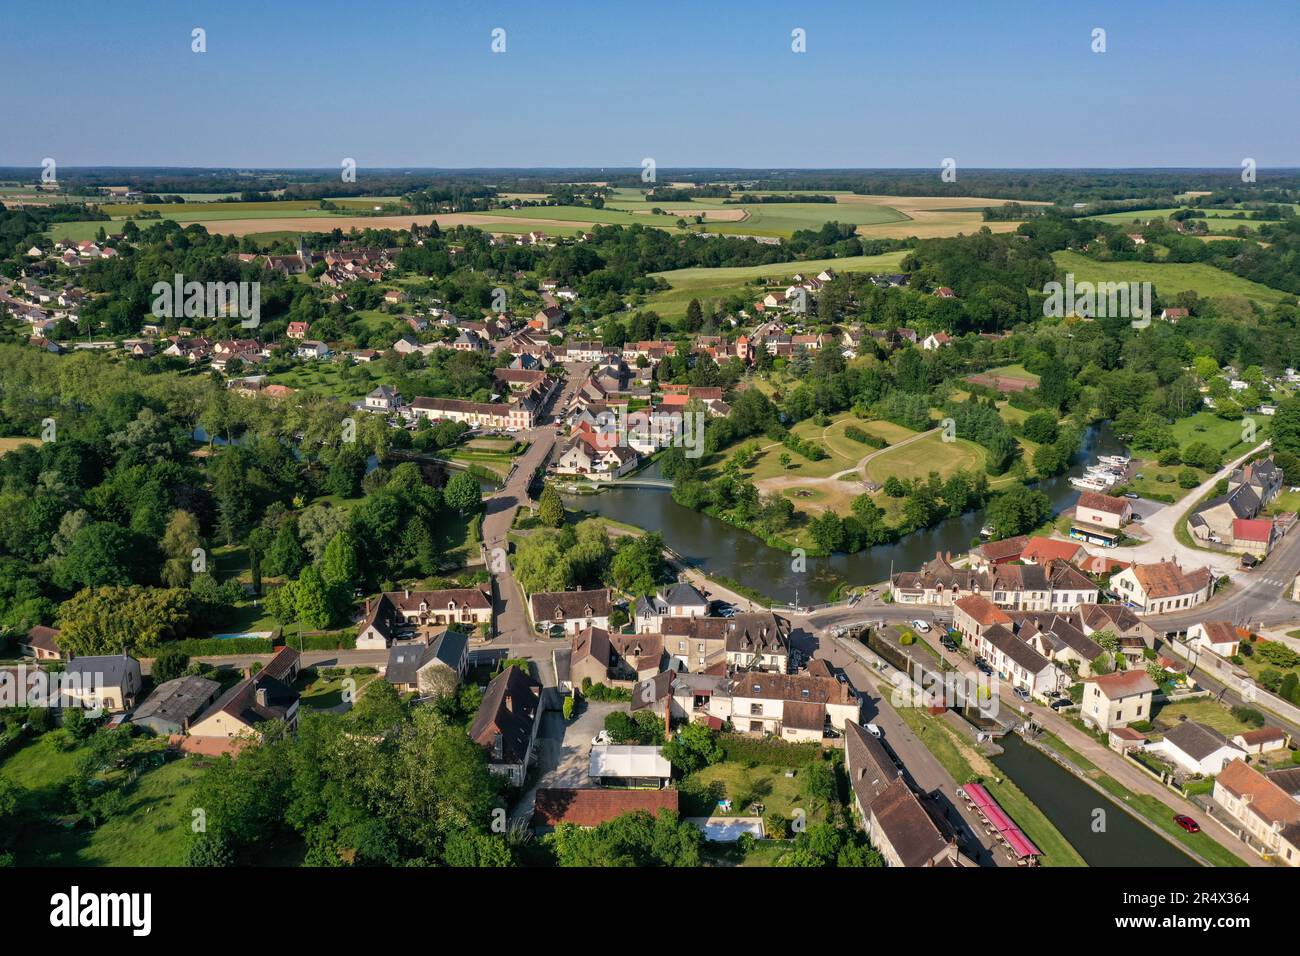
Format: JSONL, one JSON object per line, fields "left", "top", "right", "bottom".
{"left": 1169, "top": 411, "right": 1269, "bottom": 455}
{"left": 865, "top": 431, "right": 985, "bottom": 485}
{"left": 1, "top": 733, "right": 206, "bottom": 866}
{"left": 1051, "top": 251, "right": 1291, "bottom": 306}
{"left": 1085, "top": 207, "right": 1288, "bottom": 234}
{"left": 644, "top": 251, "right": 909, "bottom": 318}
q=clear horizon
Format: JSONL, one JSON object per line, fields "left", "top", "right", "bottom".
{"left": 6, "top": 0, "right": 1299, "bottom": 168}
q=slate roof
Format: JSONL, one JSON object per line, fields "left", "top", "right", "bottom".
{"left": 65, "top": 654, "right": 139, "bottom": 687}
{"left": 469, "top": 665, "right": 542, "bottom": 765}
{"left": 531, "top": 588, "right": 612, "bottom": 622}
{"left": 130, "top": 676, "right": 220, "bottom": 728}
{"left": 1162, "top": 721, "right": 1240, "bottom": 762}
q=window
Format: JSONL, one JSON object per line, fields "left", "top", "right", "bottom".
{"left": 750, "top": 703, "right": 763, "bottom": 716}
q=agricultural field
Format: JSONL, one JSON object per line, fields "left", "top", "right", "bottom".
{"left": 1085, "top": 206, "right": 1292, "bottom": 234}
{"left": 1051, "top": 251, "right": 1291, "bottom": 307}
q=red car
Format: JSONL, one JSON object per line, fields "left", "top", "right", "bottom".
{"left": 1173, "top": 814, "right": 1200, "bottom": 833}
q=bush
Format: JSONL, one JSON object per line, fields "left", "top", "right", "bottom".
{"left": 763, "top": 810, "right": 789, "bottom": 839}
{"left": 718, "top": 734, "right": 820, "bottom": 768}
{"left": 1230, "top": 706, "right": 1266, "bottom": 728}
{"left": 1177, "top": 468, "right": 1200, "bottom": 489}
{"left": 562, "top": 696, "right": 576, "bottom": 721}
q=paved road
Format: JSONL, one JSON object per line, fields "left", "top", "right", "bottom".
{"left": 481, "top": 363, "right": 591, "bottom": 650}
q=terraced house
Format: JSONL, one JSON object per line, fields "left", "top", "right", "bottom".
{"left": 892, "top": 553, "right": 1098, "bottom": 611}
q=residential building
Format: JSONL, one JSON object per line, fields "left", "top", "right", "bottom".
{"left": 1080, "top": 670, "right": 1157, "bottom": 732}
{"left": 19, "top": 625, "right": 62, "bottom": 660}
{"left": 356, "top": 588, "right": 493, "bottom": 648}
{"left": 62, "top": 654, "right": 143, "bottom": 712}
{"left": 530, "top": 588, "right": 613, "bottom": 635}
{"left": 188, "top": 647, "right": 301, "bottom": 740}
{"left": 1151, "top": 721, "right": 1246, "bottom": 776}
{"left": 1187, "top": 620, "right": 1242, "bottom": 658}
{"left": 727, "top": 672, "right": 858, "bottom": 740}
{"left": 844, "top": 722, "right": 964, "bottom": 867}
{"left": 383, "top": 629, "right": 470, "bottom": 696}
{"left": 1213, "top": 759, "right": 1300, "bottom": 866}
{"left": 1110, "top": 560, "right": 1214, "bottom": 614}
{"left": 409, "top": 396, "right": 536, "bottom": 430}
{"left": 469, "top": 665, "right": 543, "bottom": 786}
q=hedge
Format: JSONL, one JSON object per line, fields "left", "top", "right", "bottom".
{"left": 718, "top": 733, "right": 822, "bottom": 768}
{"left": 146, "top": 637, "right": 274, "bottom": 657}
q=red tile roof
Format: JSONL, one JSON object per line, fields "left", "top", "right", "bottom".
{"left": 532, "top": 788, "right": 679, "bottom": 828}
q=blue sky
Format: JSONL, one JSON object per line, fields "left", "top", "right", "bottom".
{"left": 4, "top": 0, "right": 1298, "bottom": 168}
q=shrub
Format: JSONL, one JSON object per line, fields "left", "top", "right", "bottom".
{"left": 562, "top": 696, "right": 576, "bottom": 720}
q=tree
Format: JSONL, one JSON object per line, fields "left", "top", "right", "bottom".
{"left": 152, "top": 648, "right": 191, "bottom": 683}
{"left": 1021, "top": 410, "right": 1059, "bottom": 445}
{"left": 609, "top": 533, "right": 666, "bottom": 596}
{"left": 160, "top": 509, "right": 203, "bottom": 588}
{"left": 663, "top": 722, "right": 722, "bottom": 774}
{"left": 537, "top": 484, "right": 565, "bottom": 528}
{"left": 984, "top": 483, "right": 1050, "bottom": 539}
{"left": 57, "top": 585, "right": 195, "bottom": 656}
{"left": 294, "top": 565, "right": 336, "bottom": 630}
{"left": 56, "top": 522, "right": 138, "bottom": 589}
{"left": 350, "top": 678, "right": 407, "bottom": 734}
{"left": 264, "top": 518, "right": 306, "bottom": 578}
{"left": 322, "top": 527, "right": 360, "bottom": 590}
{"left": 444, "top": 472, "right": 482, "bottom": 515}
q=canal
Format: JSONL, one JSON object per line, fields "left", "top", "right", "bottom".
{"left": 564, "top": 422, "right": 1127, "bottom": 604}
{"left": 993, "top": 734, "right": 1197, "bottom": 867}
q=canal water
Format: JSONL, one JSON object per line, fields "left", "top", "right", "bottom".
{"left": 564, "top": 422, "right": 1127, "bottom": 604}
{"left": 993, "top": 734, "right": 1196, "bottom": 867}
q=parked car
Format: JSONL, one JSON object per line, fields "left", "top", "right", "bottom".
{"left": 1123, "top": 492, "right": 1139, "bottom": 499}
{"left": 591, "top": 730, "right": 611, "bottom": 746}
{"left": 865, "top": 723, "right": 882, "bottom": 739}
{"left": 911, "top": 619, "right": 931, "bottom": 633}
{"left": 940, "top": 637, "right": 958, "bottom": 652}
{"left": 1013, "top": 687, "right": 1030, "bottom": 701}
{"left": 1050, "top": 697, "right": 1074, "bottom": 710}
{"left": 976, "top": 660, "right": 993, "bottom": 676}
{"left": 1173, "top": 814, "right": 1200, "bottom": 834}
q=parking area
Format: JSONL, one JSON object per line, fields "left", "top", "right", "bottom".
{"left": 534, "top": 700, "right": 622, "bottom": 790}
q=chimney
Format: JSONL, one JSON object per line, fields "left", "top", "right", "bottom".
{"left": 255, "top": 687, "right": 269, "bottom": 708}
{"left": 404, "top": 588, "right": 410, "bottom": 600}
{"left": 504, "top": 694, "right": 512, "bottom": 711}
{"left": 492, "top": 732, "right": 504, "bottom": 760}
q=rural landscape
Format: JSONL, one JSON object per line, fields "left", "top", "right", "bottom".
{"left": 2, "top": 0, "right": 1295, "bottom": 938}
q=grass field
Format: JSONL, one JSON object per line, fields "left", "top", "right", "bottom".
{"left": 865, "top": 432, "right": 985, "bottom": 485}
{"left": 1085, "top": 207, "right": 1286, "bottom": 234}
{"left": 680, "top": 759, "right": 839, "bottom": 826}
{"left": 644, "top": 251, "right": 909, "bottom": 318}
{"left": 1169, "top": 411, "right": 1268, "bottom": 455}
{"left": 1, "top": 733, "right": 205, "bottom": 866}
{"left": 1152, "top": 698, "right": 1257, "bottom": 738}
{"left": 1051, "top": 251, "right": 1290, "bottom": 306}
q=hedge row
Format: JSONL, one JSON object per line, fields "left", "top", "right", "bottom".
{"left": 718, "top": 733, "right": 823, "bottom": 767}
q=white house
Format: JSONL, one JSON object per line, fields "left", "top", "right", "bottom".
{"left": 1110, "top": 560, "right": 1214, "bottom": 614}
{"left": 1187, "top": 620, "right": 1241, "bottom": 658}
{"left": 1151, "top": 721, "right": 1246, "bottom": 776}
{"left": 1081, "top": 670, "right": 1157, "bottom": 732}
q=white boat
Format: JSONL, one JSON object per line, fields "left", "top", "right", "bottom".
{"left": 1099, "top": 455, "right": 1130, "bottom": 467}
{"left": 1070, "top": 475, "right": 1111, "bottom": 491}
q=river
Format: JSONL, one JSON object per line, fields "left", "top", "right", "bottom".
{"left": 993, "top": 734, "right": 1196, "bottom": 867}
{"left": 564, "top": 422, "right": 1127, "bottom": 604}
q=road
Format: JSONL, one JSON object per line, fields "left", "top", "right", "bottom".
{"left": 481, "top": 363, "right": 591, "bottom": 650}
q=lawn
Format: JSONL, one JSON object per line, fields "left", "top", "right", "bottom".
{"left": 680, "top": 759, "right": 838, "bottom": 826}
{"left": 294, "top": 669, "right": 380, "bottom": 709}
{"left": 1151, "top": 698, "right": 1257, "bottom": 737}
{"left": 1051, "top": 251, "right": 1290, "bottom": 307}
{"left": 864, "top": 432, "right": 985, "bottom": 485}
{"left": 1169, "top": 411, "right": 1269, "bottom": 456}
{"left": 0, "top": 436, "right": 41, "bottom": 456}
